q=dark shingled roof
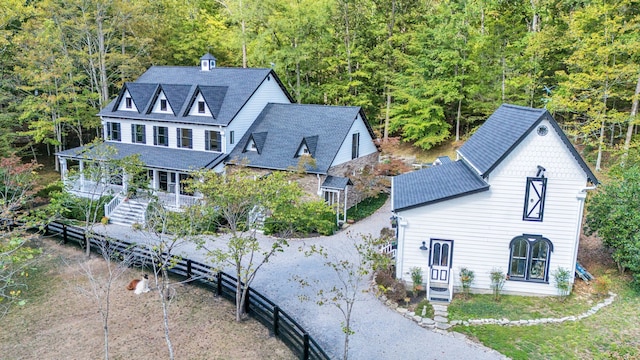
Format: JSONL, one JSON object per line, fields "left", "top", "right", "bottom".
{"left": 458, "top": 103, "right": 598, "bottom": 184}
{"left": 57, "top": 142, "right": 225, "bottom": 172}
{"left": 100, "top": 67, "right": 292, "bottom": 126}
{"left": 392, "top": 160, "right": 489, "bottom": 211}
{"left": 322, "top": 176, "right": 353, "bottom": 190}
{"left": 227, "top": 103, "right": 370, "bottom": 174}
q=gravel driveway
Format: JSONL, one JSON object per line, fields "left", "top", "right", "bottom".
{"left": 98, "top": 200, "right": 507, "bottom": 360}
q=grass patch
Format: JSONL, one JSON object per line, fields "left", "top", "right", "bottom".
{"left": 452, "top": 275, "right": 640, "bottom": 359}
{"left": 448, "top": 291, "right": 598, "bottom": 321}
{"left": 346, "top": 193, "right": 388, "bottom": 222}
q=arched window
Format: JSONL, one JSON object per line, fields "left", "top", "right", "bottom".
{"left": 508, "top": 235, "right": 553, "bottom": 282}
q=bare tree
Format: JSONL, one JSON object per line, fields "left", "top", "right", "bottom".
{"left": 297, "top": 233, "right": 384, "bottom": 360}
{"left": 74, "top": 238, "right": 137, "bottom": 360}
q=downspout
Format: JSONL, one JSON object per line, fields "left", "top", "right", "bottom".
{"left": 571, "top": 185, "right": 597, "bottom": 281}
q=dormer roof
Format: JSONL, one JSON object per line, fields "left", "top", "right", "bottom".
{"left": 227, "top": 103, "right": 370, "bottom": 174}
{"left": 100, "top": 67, "right": 293, "bottom": 126}
{"left": 296, "top": 135, "right": 318, "bottom": 157}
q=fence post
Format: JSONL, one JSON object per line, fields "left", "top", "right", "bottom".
{"left": 216, "top": 272, "right": 222, "bottom": 296}
{"left": 63, "top": 224, "right": 68, "bottom": 244}
{"left": 186, "top": 260, "right": 192, "bottom": 279}
{"left": 273, "top": 306, "right": 280, "bottom": 336}
{"left": 303, "top": 333, "right": 310, "bottom": 360}
{"left": 243, "top": 287, "right": 250, "bottom": 314}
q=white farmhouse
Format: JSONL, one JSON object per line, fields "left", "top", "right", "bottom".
{"left": 391, "top": 104, "right": 598, "bottom": 301}
{"left": 56, "top": 53, "right": 378, "bottom": 225}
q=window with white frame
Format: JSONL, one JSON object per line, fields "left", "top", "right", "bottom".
{"left": 177, "top": 128, "right": 193, "bottom": 149}
{"left": 508, "top": 235, "right": 553, "bottom": 282}
{"left": 205, "top": 130, "right": 221, "bottom": 151}
{"left": 125, "top": 96, "right": 133, "bottom": 109}
{"left": 131, "top": 124, "right": 146, "bottom": 144}
{"left": 160, "top": 99, "right": 167, "bottom": 111}
{"left": 154, "top": 126, "right": 169, "bottom": 146}
{"left": 351, "top": 133, "right": 360, "bottom": 159}
{"left": 197, "top": 101, "right": 205, "bottom": 114}
{"left": 106, "top": 122, "right": 121, "bottom": 141}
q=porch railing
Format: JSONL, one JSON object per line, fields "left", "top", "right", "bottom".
{"left": 447, "top": 268, "right": 455, "bottom": 302}
{"left": 104, "top": 191, "right": 125, "bottom": 218}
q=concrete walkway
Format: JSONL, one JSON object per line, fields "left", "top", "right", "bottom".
{"left": 97, "top": 200, "right": 507, "bottom": 360}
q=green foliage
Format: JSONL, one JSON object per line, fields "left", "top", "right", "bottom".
{"left": 489, "top": 268, "right": 506, "bottom": 302}
{"left": 459, "top": 267, "right": 475, "bottom": 298}
{"left": 415, "top": 299, "right": 434, "bottom": 319}
{"left": 593, "top": 275, "right": 612, "bottom": 297}
{"left": 264, "top": 199, "right": 336, "bottom": 236}
{"left": 585, "top": 163, "right": 640, "bottom": 285}
{"left": 552, "top": 267, "right": 572, "bottom": 300}
{"left": 48, "top": 191, "right": 112, "bottom": 223}
{"left": 0, "top": 154, "right": 43, "bottom": 318}
{"left": 410, "top": 266, "right": 423, "bottom": 294}
{"left": 346, "top": 193, "right": 388, "bottom": 222}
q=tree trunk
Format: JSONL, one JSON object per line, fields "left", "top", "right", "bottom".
{"left": 623, "top": 72, "right": 640, "bottom": 161}
{"left": 160, "top": 268, "right": 175, "bottom": 360}
{"left": 97, "top": 12, "right": 109, "bottom": 107}
{"left": 384, "top": 88, "right": 391, "bottom": 141}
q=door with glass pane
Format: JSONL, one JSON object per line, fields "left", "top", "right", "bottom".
{"left": 429, "top": 239, "right": 453, "bottom": 283}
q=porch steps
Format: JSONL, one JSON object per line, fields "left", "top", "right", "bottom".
{"left": 428, "top": 282, "right": 451, "bottom": 303}
{"left": 108, "top": 200, "right": 147, "bottom": 226}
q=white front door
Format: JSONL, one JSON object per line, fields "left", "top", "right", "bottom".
{"left": 429, "top": 239, "right": 453, "bottom": 283}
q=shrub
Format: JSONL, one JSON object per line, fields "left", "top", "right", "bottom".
{"left": 263, "top": 200, "right": 336, "bottom": 236}
{"left": 593, "top": 275, "right": 611, "bottom": 296}
{"left": 489, "top": 268, "right": 506, "bottom": 301}
{"left": 48, "top": 191, "right": 112, "bottom": 222}
{"left": 375, "top": 270, "right": 406, "bottom": 303}
{"left": 459, "top": 267, "right": 475, "bottom": 298}
{"left": 552, "top": 267, "right": 572, "bottom": 301}
{"left": 346, "top": 193, "right": 389, "bottom": 222}
{"left": 410, "top": 266, "right": 423, "bottom": 295}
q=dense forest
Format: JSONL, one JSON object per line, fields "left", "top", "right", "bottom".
{"left": 0, "top": 0, "right": 638, "bottom": 170}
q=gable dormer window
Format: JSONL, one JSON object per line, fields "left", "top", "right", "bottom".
{"left": 125, "top": 97, "right": 133, "bottom": 109}
{"left": 523, "top": 177, "right": 547, "bottom": 221}
{"left": 160, "top": 99, "right": 167, "bottom": 111}
{"left": 351, "top": 133, "right": 360, "bottom": 159}
{"left": 198, "top": 101, "right": 205, "bottom": 114}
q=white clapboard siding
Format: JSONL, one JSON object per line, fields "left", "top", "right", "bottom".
{"left": 396, "top": 119, "right": 591, "bottom": 296}
{"left": 332, "top": 113, "right": 378, "bottom": 166}
{"left": 225, "top": 75, "right": 291, "bottom": 153}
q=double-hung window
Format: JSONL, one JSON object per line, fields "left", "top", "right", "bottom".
{"left": 508, "top": 234, "right": 553, "bottom": 282}
{"left": 125, "top": 96, "right": 133, "bottom": 109}
{"left": 154, "top": 126, "right": 169, "bottom": 146}
{"left": 131, "top": 124, "right": 146, "bottom": 144}
{"left": 197, "top": 101, "right": 205, "bottom": 114}
{"left": 351, "top": 133, "right": 360, "bottom": 159}
{"left": 160, "top": 99, "right": 167, "bottom": 111}
{"left": 205, "top": 130, "right": 221, "bottom": 151}
{"left": 106, "top": 122, "right": 121, "bottom": 141}
{"left": 523, "top": 177, "right": 547, "bottom": 221}
{"left": 177, "top": 128, "right": 193, "bottom": 149}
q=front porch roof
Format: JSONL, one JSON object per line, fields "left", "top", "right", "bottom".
{"left": 57, "top": 142, "right": 225, "bottom": 172}
{"left": 321, "top": 175, "right": 353, "bottom": 190}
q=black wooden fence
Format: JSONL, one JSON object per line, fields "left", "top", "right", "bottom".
{"left": 44, "top": 221, "right": 331, "bottom": 360}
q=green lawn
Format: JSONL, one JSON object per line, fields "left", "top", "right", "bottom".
{"left": 451, "top": 277, "right": 640, "bottom": 359}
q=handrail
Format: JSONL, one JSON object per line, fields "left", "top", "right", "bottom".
{"left": 103, "top": 191, "right": 124, "bottom": 218}
{"left": 43, "top": 221, "right": 330, "bottom": 360}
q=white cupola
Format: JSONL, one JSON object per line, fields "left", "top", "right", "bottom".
{"left": 200, "top": 53, "right": 217, "bottom": 71}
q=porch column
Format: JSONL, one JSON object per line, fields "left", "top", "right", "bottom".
{"left": 336, "top": 191, "right": 340, "bottom": 225}
{"left": 175, "top": 172, "right": 180, "bottom": 207}
{"left": 152, "top": 169, "right": 159, "bottom": 191}
{"left": 59, "top": 158, "right": 68, "bottom": 182}
{"left": 122, "top": 172, "right": 128, "bottom": 194}
{"left": 343, "top": 186, "right": 348, "bottom": 223}
{"left": 79, "top": 160, "right": 85, "bottom": 191}
{"left": 220, "top": 130, "right": 226, "bottom": 153}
